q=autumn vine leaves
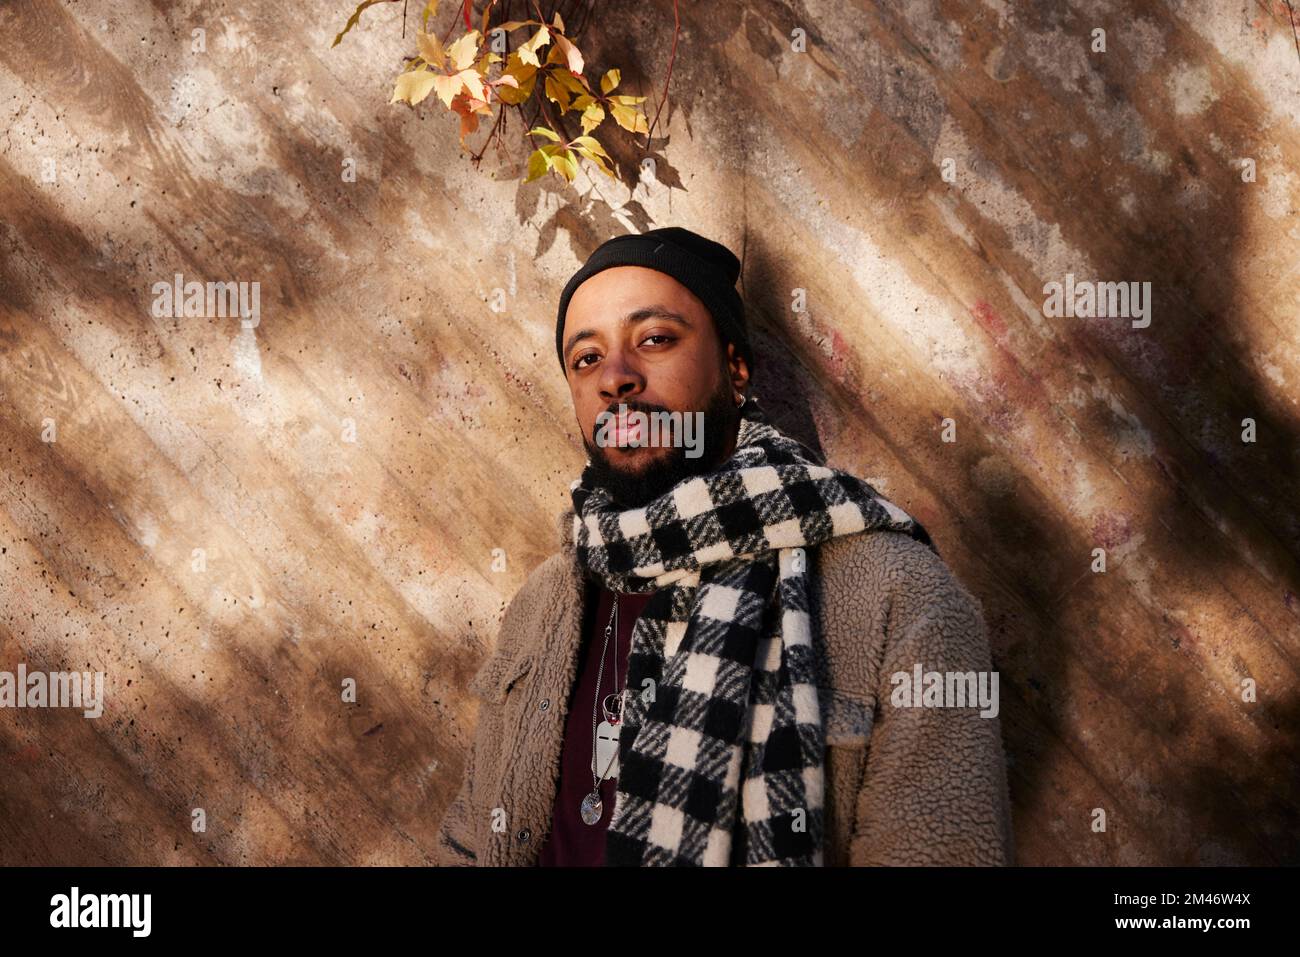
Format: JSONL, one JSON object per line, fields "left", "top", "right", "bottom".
{"left": 332, "top": 0, "right": 651, "bottom": 187}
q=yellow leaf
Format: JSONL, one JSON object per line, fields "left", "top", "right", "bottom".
{"left": 392, "top": 68, "right": 438, "bottom": 105}
{"left": 433, "top": 72, "right": 463, "bottom": 107}
{"left": 552, "top": 148, "right": 579, "bottom": 182}
{"left": 499, "top": 51, "right": 537, "bottom": 85}
{"left": 495, "top": 69, "right": 535, "bottom": 104}
{"left": 524, "top": 148, "right": 551, "bottom": 183}
{"left": 446, "top": 30, "right": 481, "bottom": 71}
{"left": 544, "top": 68, "right": 587, "bottom": 115}
{"left": 572, "top": 135, "right": 610, "bottom": 158}
{"left": 600, "top": 68, "right": 620, "bottom": 94}
{"left": 579, "top": 102, "right": 605, "bottom": 135}
{"left": 610, "top": 94, "right": 647, "bottom": 105}
{"left": 517, "top": 25, "right": 550, "bottom": 68}
{"left": 544, "top": 73, "right": 572, "bottom": 112}
{"left": 501, "top": 50, "right": 537, "bottom": 78}
{"left": 553, "top": 32, "right": 584, "bottom": 74}
{"left": 458, "top": 68, "right": 486, "bottom": 102}
{"left": 610, "top": 101, "right": 649, "bottom": 134}
{"left": 528, "top": 126, "right": 561, "bottom": 142}
{"left": 416, "top": 30, "right": 444, "bottom": 68}
{"left": 497, "top": 20, "right": 536, "bottom": 31}
{"left": 551, "top": 11, "right": 566, "bottom": 33}
{"left": 555, "top": 69, "right": 589, "bottom": 96}
{"left": 495, "top": 53, "right": 536, "bottom": 104}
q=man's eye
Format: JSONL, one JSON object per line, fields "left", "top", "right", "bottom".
{"left": 573, "top": 335, "right": 671, "bottom": 369}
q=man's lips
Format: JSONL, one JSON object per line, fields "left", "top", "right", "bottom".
{"left": 608, "top": 414, "right": 644, "bottom": 447}
{"left": 598, "top": 407, "right": 660, "bottom": 449}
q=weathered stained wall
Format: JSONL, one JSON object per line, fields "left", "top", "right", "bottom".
{"left": 0, "top": 0, "right": 1297, "bottom": 864}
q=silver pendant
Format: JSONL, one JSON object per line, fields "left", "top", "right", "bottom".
{"left": 596, "top": 719, "right": 620, "bottom": 779}
{"left": 580, "top": 790, "right": 603, "bottom": 825}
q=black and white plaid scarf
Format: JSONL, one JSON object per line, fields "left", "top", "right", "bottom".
{"left": 570, "top": 396, "right": 933, "bottom": 866}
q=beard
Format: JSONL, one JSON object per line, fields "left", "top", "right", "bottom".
{"left": 580, "top": 377, "right": 741, "bottom": 509}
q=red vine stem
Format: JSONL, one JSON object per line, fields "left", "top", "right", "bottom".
{"left": 573, "top": 0, "right": 595, "bottom": 39}
{"left": 640, "top": 0, "right": 678, "bottom": 151}
{"left": 1286, "top": 0, "right": 1300, "bottom": 66}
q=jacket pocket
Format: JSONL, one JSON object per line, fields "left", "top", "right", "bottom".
{"left": 822, "top": 688, "right": 873, "bottom": 748}
{"left": 469, "top": 651, "right": 534, "bottom": 705}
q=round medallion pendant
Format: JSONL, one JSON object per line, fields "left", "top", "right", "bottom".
{"left": 580, "top": 790, "right": 603, "bottom": 825}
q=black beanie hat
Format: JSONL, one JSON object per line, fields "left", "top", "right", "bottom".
{"left": 555, "top": 226, "right": 752, "bottom": 373}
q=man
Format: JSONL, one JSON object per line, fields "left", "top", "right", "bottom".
{"left": 436, "top": 226, "right": 1014, "bottom": 866}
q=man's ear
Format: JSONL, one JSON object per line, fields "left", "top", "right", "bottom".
{"left": 726, "top": 342, "right": 751, "bottom": 397}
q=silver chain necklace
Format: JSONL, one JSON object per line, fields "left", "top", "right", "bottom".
{"left": 579, "top": 593, "right": 624, "bottom": 825}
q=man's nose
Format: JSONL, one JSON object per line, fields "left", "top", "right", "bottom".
{"left": 598, "top": 350, "right": 644, "bottom": 401}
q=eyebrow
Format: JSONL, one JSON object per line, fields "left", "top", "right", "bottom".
{"left": 563, "top": 305, "right": 693, "bottom": 363}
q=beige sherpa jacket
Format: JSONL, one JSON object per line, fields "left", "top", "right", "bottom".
{"left": 436, "top": 507, "right": 1014, "bottom": 866}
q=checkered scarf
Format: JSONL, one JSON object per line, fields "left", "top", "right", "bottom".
{"left": 570, "top": 396, "right": 933, "bottom": 866}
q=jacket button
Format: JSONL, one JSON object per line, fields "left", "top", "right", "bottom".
{"left": 539, "top": 698, "right": 550, "bottom": 711}
{"left": 516, "top": 827, "right": 531, "bottom": 843}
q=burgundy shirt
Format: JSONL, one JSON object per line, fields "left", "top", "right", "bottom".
{"left": 537, "top": 581, "right": 655, "bottom": 866}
